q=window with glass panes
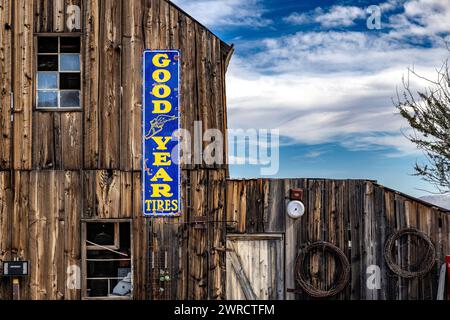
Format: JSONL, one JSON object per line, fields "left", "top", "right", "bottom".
{"left": 36, "top": 36, "right": 81, "bottom": 109}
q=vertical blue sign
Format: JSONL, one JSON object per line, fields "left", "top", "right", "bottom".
{"left": 143, "top": 50, "right": 181, "bottom": 216}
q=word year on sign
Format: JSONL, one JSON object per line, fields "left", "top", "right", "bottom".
{"left": 142, "top": 50, "right": 181, "bottom": 217}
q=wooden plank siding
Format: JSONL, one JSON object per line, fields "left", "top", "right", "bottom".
{"left": 0, "top": 0, "right": 232, "bottom": 171}
{"left": 226, "top": 234, "right": 284, "bottom": 300}
{"left": 0, "top": 172, "right": 12, "bottom": 298}
{"left": 1, "top": 0, "right": 233, "bottom": 301}
{"left": 0, "top": 0, "right": 12, "bottom": 169}
{"left": 3, "top": 0, "right": 448, "bottom": 303}
{"left": 0, "top": 170, "right": 145, "bottom": 300}
{"left": 1, "top": 176, "right": 449, "bottom": 300}
{"left": 13, "top": 0, "right": 34, "bottom": 170}
{"left": 226, "top": 179, "right": 450, "bottom": 300}
{"left": 0, "top": 171, "right": 81, "bottom": 300}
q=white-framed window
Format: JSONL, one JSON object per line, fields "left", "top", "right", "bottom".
{"left": 82, "top": 220, "right": 133, "bottom": 300}
{"left": 36, "top": 36, "right": 81, "bottom": 109}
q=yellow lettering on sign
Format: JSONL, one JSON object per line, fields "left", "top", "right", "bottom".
{"left": 151, "top": 168, "right": 173, "bottom": 182}
{"left": 152, "top": 53, "right": 171, "bottom": 68}
{"left": 145, "top": 52, "right": 180, "bottom": 214}
{"left": 145, "top": 199, "right": 179, "bottom": 212}
{"left": 145, "top": 200, "right": 152, "bottom": 212}
{"left": 152, "top": 69, "right": 171, "bottom": 83}
{"left": 152, "top": 137, "right": 171, "bottom": 150}
{"left": 151, "top": 184, "right": 173, "bottom": 198}
{"left": 171, "top": 200, "right": 179, "bottom": 211}
{"left": 152, "top": 84, "right": 171, "bottom": 99}
{"left": 152, "top": 101, "right": 172, "bottom": 114}
{"left": 153, "top": 152, "right": 172, "bottom": 166}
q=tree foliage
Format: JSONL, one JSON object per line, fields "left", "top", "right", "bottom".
{"left": 395, "top": 61, "right": 450, "bottom": 193}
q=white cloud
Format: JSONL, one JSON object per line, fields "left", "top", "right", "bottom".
{"left": 379, "top": 0, "right": 404, "bottom": 11}
{"left": 283, "top": 9, "right": 321, "bottom": 26}
{"left": 388, "top": 0, "right": 450, "bottom": 38}
{"left": 316, "top": 6, "right": 366, "bottom": 27}
{"left": 227, "top": 0, "right": 450, "bottom": 156}
{"left": 170, "top": 0, "right": 271, "bottom": 28}
{"left": 171, "top": 0, "right": 450, "bottom": 157}
{"left": 283, "top": 0, "right": 450, "bottom": 35}
{"left": 340, "top": 132, "right": 421, "bottom": 157}
{"left": 283, "top": 6, "right": 366, "bottom": 28}
{"left": 304, "top": 150, "right": 330, "bottom": 159}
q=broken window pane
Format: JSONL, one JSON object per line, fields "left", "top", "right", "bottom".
{"left": 60, "top": 37, "right": 81, "bottom": 53}
{"left": 60, "top": 54, "right": 80, "bottom": 71}
{"left": 38, "top": 55, "right": 58, "bottom": 71}
{"left": 37, "top": 72, "right": 58, "bottom": 89}
{"left": 38, "top": 37, "right": 58, "bottom": 53}
{"left": 37, "top": 91, "right": 58, "bottom": 108}
{"left": 60, "top": 73, "right": 81, "bottom": 90}
{"left": 60, "top": 91, "right": 80, "bottom": 108}
{"left": 87, "top": 223, "right": 116, "bottom": 246}
{"left": 84, "top": 222, "right": 132, "bottom": 298}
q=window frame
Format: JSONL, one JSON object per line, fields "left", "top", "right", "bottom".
{"left": 34, "top": 33, "right": 83, "bottom": 112}
{"left": 81, "top": 219, "right": 134, "bottom": 301}
{"left": 86, "top": 222, "right": 121, "bottom": 251}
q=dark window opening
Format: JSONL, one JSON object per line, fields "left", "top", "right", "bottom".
{"left": 38, "top": 37, "right": 58, "bottom": 53}
{"left": 87, "top": 223, "right": 117, "bottom": 247}
{"left": 36, "top": 36, "right": 81, "bottom": 109}
{"left": 60, "top": 37, "right": 81, "bottom": 53}
{"left": 38, "top": 55, "right": 58, "bottom": 71}
{"left": 60, "top": 73, "right": 81, "bottom": 90}
{"left": 84, "top": 221, "right": 132, "bottom": 299}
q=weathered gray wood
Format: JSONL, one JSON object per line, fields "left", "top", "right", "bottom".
{"left": 0, "top": 0, "right": 12, "bottom": 169}
{"left": 4, "top": 0, "right": 450, "bottom": 303}
{"left": 98, "top": 0, "right": 121, "bottom": 169}
{"left": 363, "top": 182, "right": 376, "bottom": 300}
{"left": 83, "top": 0, "right": 100, "bottom": 169}
{"left": 285, "top": 179, "right": 304, "bottom": 300}
{"left": 3, "top": 0, "right": 235, "bottom": 302}
{"left": 13, "top": 0, "right": 33, "bottom": 170}
{"left": 226, "top": 235, "right": 284, "bottom": 300}
{"left": 0, "top": 172, "right": 12, "bottom": 299}
{"left": 263, "top": 180, "right": 286, "bottom": 233}
{"left": 228, "top": 242, "right": 258, "bottom": 300}
{"left": 121, "top": 0, "right": 143, "bottom": 171}
{"left": 436, "top": 263, "right": 446, "bottom": 300}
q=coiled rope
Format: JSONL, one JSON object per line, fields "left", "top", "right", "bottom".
{"left": 295, "top": 241, "right": 350, "bottom": 298}
{"left": 384, "top": 228, "right": 435, "bottom": 278}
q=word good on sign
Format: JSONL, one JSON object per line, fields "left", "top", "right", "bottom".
{"left": 142, "top": 50, "right": 181, "bottom": 216}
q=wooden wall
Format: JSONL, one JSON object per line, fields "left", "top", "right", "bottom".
{"left": 0, "top": 169, "right": 228, "bottom": 300}
{"left": 0, "top": 0, "right": 232, "bottom": 171}
{"left": 226, "top": 234, "right": 284, "bottom": 300}
{"left": 0, "top": 0, "right": 232, "bottom": 300}
{"left": 226, "top": 179, "right": 450, "bottom": 300}
{"left": 0, "top": 171, "right": 132, "bottom": 299}
{"left": 0, "top": 0, "right": 12, "bottom": 169}
{"left": 2, "top": 0, "right": 449, "bottom": 302}
{"left": 149, "top": 169, "right": 227, "bottom": 300}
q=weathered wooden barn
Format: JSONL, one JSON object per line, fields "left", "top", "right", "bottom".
{"left": 0, "top": 0, "right": 449, "bottom": 300}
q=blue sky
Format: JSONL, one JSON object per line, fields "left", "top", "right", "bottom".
{"left": 172, "top": 0, "right": 450, "bottom": 197}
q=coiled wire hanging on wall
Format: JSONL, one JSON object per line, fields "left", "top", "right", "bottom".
{"left": 295, "top": 241, "right": 350, "bottom": 298}
{"left": 384, "top": 228, "right": 436, "bottom": 279}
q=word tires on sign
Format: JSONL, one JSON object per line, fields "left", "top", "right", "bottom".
{"left": 143, "top": 50, "right": 181, "bottom": 216}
